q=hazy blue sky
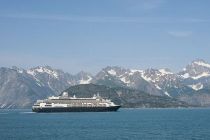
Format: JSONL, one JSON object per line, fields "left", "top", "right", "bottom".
{"left": 0, "top": 0, "right": 210, "bottom": 74}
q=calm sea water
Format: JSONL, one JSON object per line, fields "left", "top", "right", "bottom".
{"left": 0, "top": 108, "right": 210, "bottom": 140}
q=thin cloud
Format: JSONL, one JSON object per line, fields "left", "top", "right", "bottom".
{"left": 0, "top": 13, "right": 209, "bottom": 23}
{"left": 168, "top": 31, "right": 193, "bottom": 37}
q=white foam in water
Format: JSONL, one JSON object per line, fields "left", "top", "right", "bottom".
{"left": 20, "top": 112, "right": 35, "bottom": 114}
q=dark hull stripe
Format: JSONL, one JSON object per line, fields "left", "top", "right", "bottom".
{"left": 32, "top": 106, "right": 121, "bottom": 113}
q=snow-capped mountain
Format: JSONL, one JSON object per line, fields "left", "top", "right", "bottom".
{"left": 179, "top": 59, "right": 210, "bottom": 79}
{"left": 94, "top": 60, "right": 210, "bottom": 97}
{"left": 0, "top": 66, "right": 94, "bottom": 108}
{"left": 26, "top": 66, "right": 74, "bottom": 94}
{"left": 1, "top": 59, "right": 210, "bottom": 108}
{"left": 75, "top": 71, "right": 93, "bottom": 85}
{"left": 92, "top": 67, "right": 187, "bottom": 97}
{"left": 92, "top": 66, "right": 129, "bottom": 88}
{"left": 26, "top": 66, "right": 94, "bottom": 95}
{"left": 0, "top": 67, "right": 54, "bottom": 108}
{"left": 92, "top": 66, "right": 164, "bottom": 96}
{"left": 179, "top": 59, "right": 210, "bottom": 91}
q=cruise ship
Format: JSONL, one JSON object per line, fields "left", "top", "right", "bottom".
{"left": 32, "top": 92, "right": 121, "bottom": 112}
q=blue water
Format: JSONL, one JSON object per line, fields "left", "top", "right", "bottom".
{"left": 0, "top": 109, "right": 210, "bottom": 140}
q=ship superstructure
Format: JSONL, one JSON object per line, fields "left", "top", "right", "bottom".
{"left": 32, "top": 92, "right": 120, "bottom": 112}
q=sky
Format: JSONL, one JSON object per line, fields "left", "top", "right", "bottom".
{"left": 0, "top": 0, "right": 210, "bottom": 74}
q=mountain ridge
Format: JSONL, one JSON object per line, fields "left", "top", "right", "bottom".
{"left": 1, "top": 59, "right": 210, "bottom": 108}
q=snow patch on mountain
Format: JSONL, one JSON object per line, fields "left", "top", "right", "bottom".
{"left": 17, "top": 70, "right": 23, "bottom": 73}
{"left": 79, "top": 76, "right": 92, "bottom": 84}
{"left": 130, "top": 69, "right": 143, "bottom": 73}
{"left": 36, "top": 82, "right": 42, "bottom": 87}
{"left": 164, "top": 91, "right": 171, "bottom": 97}
{"left": 48, "top": 81, "right": 53, "bottom": 90}
{"left": 188, "top": 83, "right": 203, "bottom": 91}
{"left": 155, "top": 84, "right": 162, "bottom": 90}
{"left": 108, "top": 69, "right": 117, "bottom": 76}
{"left": 180, "top": 59, "right": 210, "bottom": 80}
{"left": 141, "top": 74, "right": 153, "bottom": 82}
{"left": 33, "top": 77, "right": 42, "bottom": 86}
{"left": 192, "top": 72, "right": 210, "bottom": 79}
{"left": 27, "top": 67, "right": 59, "bottom": 79}
{"left": 141, "top": 72, "right": 157, "bottom": 83}
{"left": 120, "top": 77, "right": 131, "bottom": 84}
{"left": 194, "top": 61, "right": 210, "bottom": 68}
{"left": 159, "top": 69, "right": 173, "bottom": 75}
{"left": 27, "top": 70, "right": 35, "bottom": 76}
{"left": 36, "top": 67, "right": 59, "bottom": 78}
{"left": 26, "top": 70, "right": 43, "bottom": 86}
{"left": 181, "top": 73, "right": 190, "bottom": 79}
{"left": 67, "top": 81, "right": 72, "bottom": 85}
